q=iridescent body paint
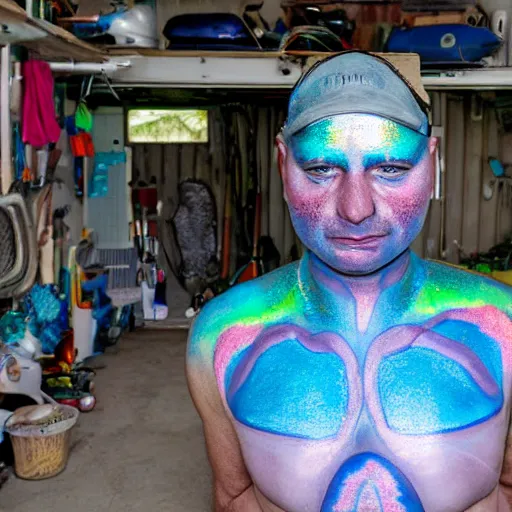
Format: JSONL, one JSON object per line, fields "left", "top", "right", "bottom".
{"left": 187, "top": 114, "right": 512, "bottom": 512}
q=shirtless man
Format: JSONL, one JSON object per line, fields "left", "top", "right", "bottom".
{"left": 186, "top": 51, "right": 512, "bottom": 512}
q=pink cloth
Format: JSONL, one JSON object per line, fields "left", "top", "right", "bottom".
{"left": 22, "top": 60, "right": 61, "bottom": 147}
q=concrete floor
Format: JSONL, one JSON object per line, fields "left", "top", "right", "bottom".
{"left": 0, "top": 330, "right": 212, "bottom": 512}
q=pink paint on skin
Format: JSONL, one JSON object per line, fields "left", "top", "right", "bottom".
{"left": 214, "top": 325, "right": 263, "bottom": 395}
{"left": 333, "top": 460, "right": 407, "bottom": 512}
{"left": 424, "top": 306, "right": 512, "bottom": 368}
{"left": 280, "top": 115, "right": 435, "bottom": 276}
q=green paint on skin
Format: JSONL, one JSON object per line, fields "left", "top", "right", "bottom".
{"left": 290, "top": 115, "right": 428, "bottom": 171}
{"left": 415, "top": 261, "right": 512, "bottom": 318}
{"left": 188, "top": 255, "right": 512, "bottom": 368}
{"left": 188, "top": 272, "right": 306, "bottom": 363}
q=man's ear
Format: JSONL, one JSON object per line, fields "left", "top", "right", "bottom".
{"left": 276, "top": 134, "right": 289, "bottom": 202}
{"left": 428, "top": 136, "right": 438, "bottom": 156}
{"left": 428, "top": 136, "right": 439, "bottom": 196}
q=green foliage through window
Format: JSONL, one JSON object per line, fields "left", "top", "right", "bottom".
{"left": 128, "top": 109, "right": 208, "bottom": 143}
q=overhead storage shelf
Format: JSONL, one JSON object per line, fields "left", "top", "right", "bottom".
{"left": 2, "top": 6, "right": 512, "bottom": 90}
{"left": 422, "top": 68, "right": 512, "bottom": 90}
{"left": 0, "top": 0, "right": 25, "bottom": 21}
{"left": 0, "top": 0, "right": 105, "bottom": 62}
{"left": 106, "top": 49, "right": 512, "bottom": 91}
{"left": 22, "top": 18, "right": 106, "bottom": 62}
{"left": 107, "top": 52, "right": 303, "bottom": 89}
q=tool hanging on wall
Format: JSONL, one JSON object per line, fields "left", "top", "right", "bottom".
{"left": 230, "top": 107, "right": 263, "bottom": 285}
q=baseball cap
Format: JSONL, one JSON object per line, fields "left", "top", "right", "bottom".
{"left": 282, "top": 51, "right": 430, "bottom": 140}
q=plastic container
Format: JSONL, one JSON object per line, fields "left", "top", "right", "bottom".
{"left": 6, "top": 404, "right": 79, "bottom": 480}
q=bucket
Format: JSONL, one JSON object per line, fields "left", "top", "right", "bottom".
{"left": 492, "top": 270, "right": 512, "bottom": 286}
{"left": 6, "top": 404, "right": 79, "bottom": 480}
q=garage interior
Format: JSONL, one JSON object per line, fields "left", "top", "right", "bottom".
{"left": 0, "top": 0, "right": 512, "bottom": 510}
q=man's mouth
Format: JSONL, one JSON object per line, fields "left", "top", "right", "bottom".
{"left": 328, "top": 234, "right": 387, "bottom": 249}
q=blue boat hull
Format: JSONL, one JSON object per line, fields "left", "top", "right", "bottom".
{"left": 163, "top": 13, "right": 260, "bottom": 51}
{"left": 387, "top": 24, "right": 502, "bottom": 62}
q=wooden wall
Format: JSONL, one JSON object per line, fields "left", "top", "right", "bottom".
{"left": 130, "top": 106, "right": 298, "bottom": 280}
{"left": 412, "top": 92, "right": 512, "bottom": 262}
{"left": 132, "top": 95, "right": 512, "bottom": 280}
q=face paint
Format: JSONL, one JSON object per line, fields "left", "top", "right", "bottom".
{"left": 284, "top": 114, "right": 432, "bottom": 275}
{"left": 290, "top": 116, "right": 427, "bottom": 173}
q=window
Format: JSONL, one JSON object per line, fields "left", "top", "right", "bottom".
{"left": 127, "top": 109, "right": 208, "bottom": 143}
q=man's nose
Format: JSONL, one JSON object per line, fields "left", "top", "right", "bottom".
{"left": 336, "top": 173, "right": 375, "bottom": 225}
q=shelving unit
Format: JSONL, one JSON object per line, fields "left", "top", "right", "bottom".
{"left": 0, "top": 0, "right": 25, "bottom": 21}
{"left": 0, "top": 0, "right": 105, "bottom": 62}
{"left": 105, "top": 48, "right": 512, "bottom": 91}
{"left": 3, "top": 0, "right": 512, "bottom": 90}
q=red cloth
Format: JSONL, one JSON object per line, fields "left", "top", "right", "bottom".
{"left": 22, "top": 60, "right": 61, "bottom": 147}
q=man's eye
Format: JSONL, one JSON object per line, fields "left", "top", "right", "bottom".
{"left": 373, "top": 165, "right": 410, "bottom": 178}
{"left": 304, "top": 166, "right": 338, "bottom": 180}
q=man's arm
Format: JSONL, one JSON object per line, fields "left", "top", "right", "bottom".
{"left": 500, "top": 411, "right": 512, "bottom": 507}
{"left": 500, "top": 304, "right": 512, "bottom": 509}
{"left": 185, "top": 328, "right": 263, "bottom": 512}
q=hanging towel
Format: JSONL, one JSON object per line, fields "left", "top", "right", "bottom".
{"left": 22, "top": 60, "right": 61, "bottom": 147}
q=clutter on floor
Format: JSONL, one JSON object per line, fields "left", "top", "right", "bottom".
{"left": 0, "top": 330, "right": 212, "bottom": 512}
{"left": 5, "top": 403, "right": 78, "bottom": 480}
{"left": 2, "top": 0, "right": 512, "bottom": 497}
{"left": 0, "top": 52, "right": 142, "bottom": 486}
{"left": 458, "top": 238, "right": 512, "bottom": 285}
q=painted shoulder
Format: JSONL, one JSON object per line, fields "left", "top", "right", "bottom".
{"left": 417, "top": 258, "right": 512, "bottom": 317}
{"left": 187, "top": 261, "right": 303, "bottom": 364}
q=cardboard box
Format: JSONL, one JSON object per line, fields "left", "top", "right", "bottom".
{"left": 413, "top": 12, "right": 468, "bottom": 26}
{"left": 401, "top": 7, "right": 485, "bottom": 27}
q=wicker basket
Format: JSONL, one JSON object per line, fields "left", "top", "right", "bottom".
{"left": 6, "top": 405, "right": 79, "bottom": 480}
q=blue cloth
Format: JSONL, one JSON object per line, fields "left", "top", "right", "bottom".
{"left": 89, "top": 151, "right": 126, "bottom": 198}
{"left": 23, "top": 285, "right": 67, "bottom": 354}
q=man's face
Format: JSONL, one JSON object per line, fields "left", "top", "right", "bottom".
{"left": 278, "top": 114, "right": 437, "bottom": 275}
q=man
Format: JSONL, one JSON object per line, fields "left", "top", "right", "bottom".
{"left": 186, "top": 51, "right": 512, "bottom": 511}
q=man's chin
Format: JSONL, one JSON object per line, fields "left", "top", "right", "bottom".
{"left": 322, "top": 249, "right": 390, "bottom": 276}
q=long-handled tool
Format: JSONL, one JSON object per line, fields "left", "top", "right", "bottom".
{"left": 231, "top": 188, "right": 262, "bottom": 284}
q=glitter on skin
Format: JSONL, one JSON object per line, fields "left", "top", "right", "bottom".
{"left": 283, "top": 114, "right": 432, "bottom": 277}
{"left": 379, "top": 346, "right": 503, "bottom": 435}
{"left": 333, "top": 461, "right": 406, "bottom": 512}
{"left": 186, "top": 109, "right": 512, "bottom": 512}
{"left": 291, "top": 116, "right": 428, "bottom": 171}
{"left": 322, "top": 453, "right": 423, "bottom": 512}
{"left": 227, "top": 339, "right": 349, "bottom": 439}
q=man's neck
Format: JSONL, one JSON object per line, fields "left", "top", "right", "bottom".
{"left": 306, "top": 250, "right": 412, "bottom": 333}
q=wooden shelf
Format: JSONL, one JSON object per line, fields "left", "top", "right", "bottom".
{"left": 3, "top": 5, "right": 511, "bottom": 91}
{"left": 0, "top": 0, "right": 26, "bottom": 22}
{"left": 22, "top": 18, "right": 106, "bottom": 62}
{"left": 0, "top": 0, "right": 106, "bottom": 62}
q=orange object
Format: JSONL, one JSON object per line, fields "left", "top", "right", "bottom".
{"left": 82, "top": 132, "right": 95, "bottom": 157}
{"left": 22, "top": 166, "right": 32, "bottom": 183}
{"left": 70, "top": 134, "right": 85, "bottom": 157}
{"left": 54, "top": 331, "right": 76, "bottom": 366}
{"left": 69, "top": 132, "right": 95, "bottom": 157}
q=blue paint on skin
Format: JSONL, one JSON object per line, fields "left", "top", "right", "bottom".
{"left": 321, "top": 452, "right": 424, "bottom": 512}
{"left": 228, "top": 339, "right": 349, "bottom": 439}
{"left": 225, "top": 346, "right": 252, "bottom": 393}
{"left": 378, "top": 347, "right": 503, "bottom": 435}
{"left": 283, "top": 114, "right": 433, "bottom": 276}
{"left": 289, "top": 116, "right": 428, "bottom": 174}
{"left": 430, "top": 320, "right": 503, "bottom": 387}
